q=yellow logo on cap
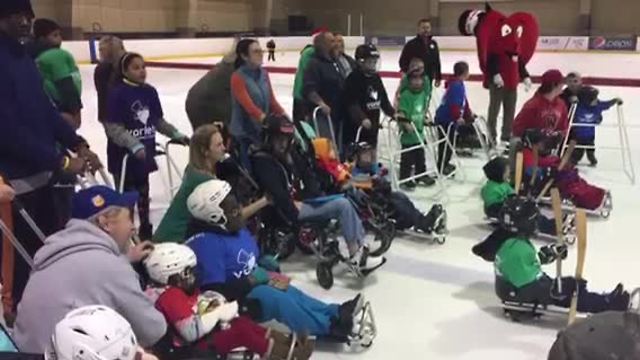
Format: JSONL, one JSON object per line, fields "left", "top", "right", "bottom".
{"left": 92, "top": 195, "right": 105, "bottom": 208}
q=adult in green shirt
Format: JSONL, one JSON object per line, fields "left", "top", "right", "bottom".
{"left": 30, "top": 18, "right": 82, "bottom": 130}
{"left": 153, "top": 125, "right": 270, "bottom": 243}
{"left": 490, "top": 197, "right": 629, "bottom": 313}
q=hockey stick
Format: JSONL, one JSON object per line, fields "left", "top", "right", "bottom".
{"left": 551, "top": 187, "right": 564, "bottom": 293}
{"left": 568, "top": 209, "right": 587, "bottom": 325}
{"left": 536, "top": 140, "right": 576, "bottom": 201}
{"left": 514, "top": 151, "right": 524, "bottom": 196}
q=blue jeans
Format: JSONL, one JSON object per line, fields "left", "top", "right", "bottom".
{"left": 298, "top": 197, "right": 365, "bottom": 247}
{"left": 248, "top": 285, "right": 339, "bottom": 335}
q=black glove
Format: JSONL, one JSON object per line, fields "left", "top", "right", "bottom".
{"left": 538, "top": 244, "right": 568, "bottom": 265}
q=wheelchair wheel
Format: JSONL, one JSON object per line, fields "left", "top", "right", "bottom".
{"left": 316, "top": 261, "right": 334, "bottom": 290}
{"left": 369, "top": 221, "right": 395, "bottom": 258}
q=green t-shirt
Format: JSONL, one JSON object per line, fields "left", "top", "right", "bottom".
{"left": 495, "top": 237, "right": 543, "bottom": 288}
{"left": 36, "top": 48, "right": 82, "bottom": 105}
{"left": 398, "top": 88, "right": 429, "bottom": 146}
{"left": 153, "top": 165, "right": 215, "bottom": 243}
{"left": 481, "top": 180, "right": 515, "bottom": 209}
{"left": 293, "top": 46, "right": 315, "bottom": 100}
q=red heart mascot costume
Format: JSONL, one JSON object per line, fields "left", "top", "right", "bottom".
{"left": 458, "top": 3, "right": 539, "bottom": 146}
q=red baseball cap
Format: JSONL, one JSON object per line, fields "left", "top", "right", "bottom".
{"left": 541, "top": 69, "right": 564, "bottom": 86}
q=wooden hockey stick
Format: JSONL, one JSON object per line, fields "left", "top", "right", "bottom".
{"left": 551, "top": 187, "right": 564, "bottom": 293}
{"left": 514, "top": 151, "right": 524, "bottom": 195}
{"left": 536, "top": 140, "right": 577, "bottom": 201}
{"left": 568, "top": 209, "right": 587, "bottom": 325}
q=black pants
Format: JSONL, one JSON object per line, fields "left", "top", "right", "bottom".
{"left": 1, "top": 185, "right": 58, "bottom": 314}
{"left": 292, "top": 99, "right": 307, "bottom": 123}
{"left": 437, "top": 127, "right": 456, "bottom": 171}
{"left": 400, "top": 144, "right": 426, "bottom": 181}
{"left": 570, "top": 136, "right": 596, "bottom": 164}
{"left": 268, "top": 50, "right": 275, "bottom": 61}
{"left": 499, "top": 275, "right": 614, "bottom": 314}
{"left": 113, "top": 173, "right": 151, "bottom": 239}
{"left": 51, "top": 170, "right": 77, "bottom": 230}
{"left": 389, "top": 191, "right": 422, "bottom": 230}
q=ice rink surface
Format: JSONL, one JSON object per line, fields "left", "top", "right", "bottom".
{"left": 77, "top": 49, "right": 640, "bottom": 359}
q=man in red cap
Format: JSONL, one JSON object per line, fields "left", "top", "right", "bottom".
{"left": 512, "top": 69, "right": 569, "bottom": 138}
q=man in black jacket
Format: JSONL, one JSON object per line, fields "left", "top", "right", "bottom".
{"left": 0, "top": 0, "right": 101, "bottom": 323}
{"left": 250, "top": 116, "right": 382, "bottom": 272}
{"left": 303, "top": 32, "right": 347, "bottom": 151}
{"left": 399, "top": 18, "right": 442, "bottom": 87}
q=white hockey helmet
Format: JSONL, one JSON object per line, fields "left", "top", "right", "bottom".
{"left": 187, "top": 179, "right": 233, "bottom": 227}
{"left": 46, "top": 305, "right": 138, "bottom": 360}
{"left": 144, "top": 243, "right": 197, "bottom": 285}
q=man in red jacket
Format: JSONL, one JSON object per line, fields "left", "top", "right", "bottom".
{"left": 513, "top": 69, "right": 569, "bottom": 138}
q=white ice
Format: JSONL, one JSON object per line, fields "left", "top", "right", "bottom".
{"left": 76, "top": 49, "right": 640, "bottom": 359}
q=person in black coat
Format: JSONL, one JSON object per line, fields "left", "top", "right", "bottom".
{"left": 93, "top": 35, "right": 126, "bottom": 124}
{"left": 0, "top": 0, "right": 101, "bottom": 323}
{"left": 399, "top": 18, "right": 442, "bottom": 87}
{"left": 302, "top": 32, "right": 347, "bottom": 152}
{"left": 250, "top": 116, "right": 381, "bottom": 272}
{"left": 343, "top": 44, "right": 395, "bottom": 149}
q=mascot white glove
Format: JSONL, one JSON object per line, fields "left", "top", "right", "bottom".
{"left": 523, "top": 77, "right": 533, "bottom": 92}
{"left": 493, "top": 74, "right": 504, "bottom": 88}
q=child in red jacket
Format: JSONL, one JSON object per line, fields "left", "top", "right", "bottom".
{"left": 145, "top": 243, "right": 313, "bottom": 360}
{"left": 521, "top": 129, "right": 609, "bottom": 211}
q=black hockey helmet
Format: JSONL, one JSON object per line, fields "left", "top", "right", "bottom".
{"left": 578, "top": 85, "right": 599, "bottom": 105}
{"left": 483, "top": 156, "right": 510, "bottom": 183}
{"left": 498, "top": 196, "right": 539, "bottom": 236}
{"left": 355, "top": 43, "right": 380, "bottom": 61}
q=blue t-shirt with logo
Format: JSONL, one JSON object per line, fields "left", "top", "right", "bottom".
{"left": 106, "top": 81, "right": 162, "bottom": 180}
{"left": 186, "top": 228, "right": 259, "bottom": 286}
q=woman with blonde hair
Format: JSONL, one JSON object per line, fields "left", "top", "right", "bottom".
{"left": 154, "top": 124, "right": 268, "bottom": 243}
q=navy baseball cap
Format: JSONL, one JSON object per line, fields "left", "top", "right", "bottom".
{"left": 72, "top": 186, "right": 138, "bottom": 220}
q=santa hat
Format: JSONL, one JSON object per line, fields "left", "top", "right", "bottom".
{"left": 458, "top": 9, "right": 485, "bottom": 36}
{"left": 0, "top": 0, "right": 34, "bottom": 18}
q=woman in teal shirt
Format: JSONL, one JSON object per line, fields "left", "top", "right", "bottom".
{"left": 154, "top": 125, "right": 269, "bottom": 242}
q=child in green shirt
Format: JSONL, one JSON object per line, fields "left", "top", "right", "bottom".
{"left": 475, "top": 196, "right": 629, "bottom": 314}
{"left": 397, "top": 63, "right": 434, "bottom": 189}
{"left": 31, "top": 18, "right": 82, "bottom": 129}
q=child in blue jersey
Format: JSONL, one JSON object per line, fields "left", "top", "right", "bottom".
{"left": 105, "top": 52, "right": 189, "bottom": 239}
{"left": 570, "top": 86, "right": 622, "bottom": 167}
{"left": 434, "top": 61, "right": 476, "bottom": 175}
{"left": 184, "top": 179, "right": 366, "bottom": 340}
